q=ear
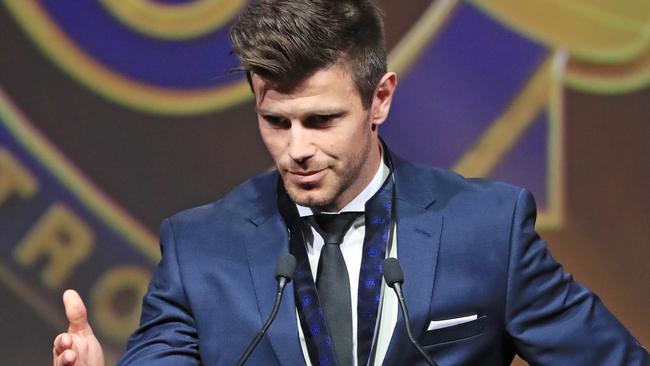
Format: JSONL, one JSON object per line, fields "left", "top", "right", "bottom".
{"left": 370, "top": 72, "right": 398, "bottom": 127}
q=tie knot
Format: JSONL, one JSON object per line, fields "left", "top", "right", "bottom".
{"left": 307, "top": 212, "right": 363, "bottom": 245}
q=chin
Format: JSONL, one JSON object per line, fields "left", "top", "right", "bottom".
{"left": 285, "top": 185, "right": 336, "bottom": 209}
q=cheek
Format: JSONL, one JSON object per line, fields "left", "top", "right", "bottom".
{"left": 325, "top": 126, "right": 365, "bottom": 158}
{"left": 344, "top": 122, "right": 372, "bottom": 152}
{"left": 259, "top": 127, "right": 283, "bottom": 159}
{"left": 325, "top": 137, "right": 363, "bottom": 170}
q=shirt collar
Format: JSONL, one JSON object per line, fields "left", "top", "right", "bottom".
{"left": 296, "top": 158, "right": 390, "bottom": 217}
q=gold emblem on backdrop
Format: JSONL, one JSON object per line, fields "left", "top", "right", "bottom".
{"left": 468, "top": 0, "right": 650, "bottom": 93}
{"left": 2, "top": 0, "right": 251, "bottom": 115}
{"left": 100, "top": 0, "right": 246, "bottom": 40}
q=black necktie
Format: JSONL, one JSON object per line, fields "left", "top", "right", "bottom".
{"left": 306, "top": 212, "right": 363, "bottom": 366}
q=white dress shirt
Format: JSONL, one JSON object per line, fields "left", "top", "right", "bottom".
{"left": 296, "top": 160, "right": 399, "bottom": 366}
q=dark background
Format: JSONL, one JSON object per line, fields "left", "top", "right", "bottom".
{"left": 0, "top": 1, "right": 648, "bottom": 364}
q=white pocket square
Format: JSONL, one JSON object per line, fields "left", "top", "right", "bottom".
{"left": 427, "top": 314, "right": 478, "bottom": 331}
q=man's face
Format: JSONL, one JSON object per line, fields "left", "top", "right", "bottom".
{"left": 252, "top": 64, "right": 384, "bottom": 211}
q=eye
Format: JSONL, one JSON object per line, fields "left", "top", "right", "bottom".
{"left": 263, "top": 115, "right": 290, "bottom": 129}
{"left": 306, "top": 114, "right": 339, "bottom": 127}
{"left": 314, "top": 115, "right": 333, "bottom": 123}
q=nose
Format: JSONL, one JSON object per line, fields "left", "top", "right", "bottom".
{"left": 287, "top": 123, "right": 315, "bottom": 163}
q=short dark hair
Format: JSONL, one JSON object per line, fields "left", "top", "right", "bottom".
{"left": 229, "top": 0, "right": 386, "bottom": 109}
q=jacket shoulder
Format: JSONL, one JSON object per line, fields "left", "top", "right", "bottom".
{"left": 396, "top": 158, "right": 524, "bottom": 207}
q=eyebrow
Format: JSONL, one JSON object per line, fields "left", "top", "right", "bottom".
{"left": 255, "top": 107, "right": 347, "bottom": 117}
{"left": 254, "top": 107, "right": 276, "bottom": 115}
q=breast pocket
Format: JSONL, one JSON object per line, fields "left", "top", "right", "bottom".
{"left": 420, "top": 315, "right": 487, "bottom": 347}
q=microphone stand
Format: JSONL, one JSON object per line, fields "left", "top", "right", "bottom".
{"left": 383, "top": 258, "right": 438, "bottom": 366}
{"left": 392, "top": 281, "right": 438, "bottom": 366}
{"left": 236, "top": 254, "right": 296, "bottom": 366}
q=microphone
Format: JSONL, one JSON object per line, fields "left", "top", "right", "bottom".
{"left": 383, "top": 258, "right": 438, "bottom": 366}
{"left": 236, "top": 254, "right": 297, "bottom": 366}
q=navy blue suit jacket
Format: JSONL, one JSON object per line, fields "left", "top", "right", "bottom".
{"left": 119, "top": 156, "right": 648, "bottom": 365}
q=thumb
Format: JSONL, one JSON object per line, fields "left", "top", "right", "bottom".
{"left": 63, "top": 289, "right": 93, "bottom": 336}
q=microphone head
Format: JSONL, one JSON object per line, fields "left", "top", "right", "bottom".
{"left": 275, "top": 254, "right": 297, "bottom": 282}
{"left": 382, "top": 257, "right": 404, "bottom": 288}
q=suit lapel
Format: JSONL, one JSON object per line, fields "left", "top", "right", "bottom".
{"left": 240, "top": 158, "right": 444, "bottom": 365}
{"left": 244, "top": 198, "right": 306, "bottom": 365}
{"left": 382, "top": 158, "right": 443, "bottom": 365}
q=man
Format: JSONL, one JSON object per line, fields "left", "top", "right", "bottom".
{"left": 53, "top": 1, "right": 648, "bottom": 365}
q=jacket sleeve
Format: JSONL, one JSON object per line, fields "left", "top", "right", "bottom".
{"left": 505, "top": 189, "right": 649, "bottom": 365}
{"left": 117, "top": 218, "right": 201, "bottom": 365}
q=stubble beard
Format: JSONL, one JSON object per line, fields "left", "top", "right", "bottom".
{"left": 282, "top": 134, "right": 372, "bottom": 211}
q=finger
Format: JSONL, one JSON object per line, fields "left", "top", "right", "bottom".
{"left": 53, "top": 333, "right": 73, "bottom": 355}
{"left": 53, "top": 349, "right": 77, "bottom": 366}
{"left": 62, "top": 349, "right": 77, "bottom": 366}
{"left": 63, "top": 289, "right": 93, "bottom": 336}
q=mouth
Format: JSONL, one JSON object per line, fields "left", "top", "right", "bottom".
{"left": 286, "top": 168, "right": 327, "bottom": 186}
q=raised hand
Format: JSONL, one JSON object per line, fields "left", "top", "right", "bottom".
{"left": 53, "top": 290, "right": 105, "bottom": 366}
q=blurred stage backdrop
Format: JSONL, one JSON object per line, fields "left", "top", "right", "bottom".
{"left": 0, "top": 0, "right": 648, "bottom": 364}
